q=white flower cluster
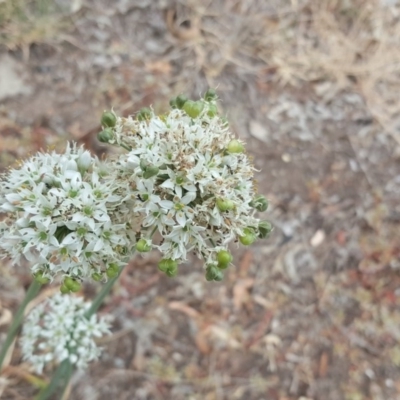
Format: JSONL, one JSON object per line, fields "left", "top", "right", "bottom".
{"left": 0, "top": 91, "right": 271, "bottom": 284}
{"left": 20, "top": 294, "right": 110, "bottom": 374}
{"left": 100, "top": 92, "right": 271, "bottom": 280}
{"left": 0, "top": 143, "right": 134, "bottom": 284}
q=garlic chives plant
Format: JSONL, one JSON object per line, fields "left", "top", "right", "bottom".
{"left": 0, "top": 90, "right": 272, "bottom": 395}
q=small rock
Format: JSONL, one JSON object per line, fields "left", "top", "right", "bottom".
{"left": 310, "top": 229, "right": 326, "bottom": 247}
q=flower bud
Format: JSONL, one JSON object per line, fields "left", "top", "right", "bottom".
{"left": 165, "top": 264, "right": 178, "bottom": 277}
{"left": 207, "top": 103, "right": 218, "bottom": 117}
{"left": 250, "top": 195, "right": 269, "bottom": 212}
{"left": 64, "top": 277, "right": 81, "bottom": 292}
{"left": 216, "top": 198, "right": 234, "bottom": 212}
{"left": 183, "top": 100, "right": 204, "bottom": 118}
{"left": 101, "top": 111, "right": 117, "bottom": 128}
{"left": 216, "top": 250, "right": 232, "bottom": 269}
{"left": 64, "top": 277, "right": 75, "bottom": 290}
{"left": 204, "top": 88, "right": 217, "bottom": 101}
{"left": 106, "top": 263, "right": 119, "bottom": 278}
{"left": 92, "top": 272, "right": 103, "bottom": 281}
{"left": 227, "top": 139, "right": 244, "bottom": 154}
{"left": 205, "top": 265, "right": 217, "bottom": 281}
{"left": 77, "top": 150, "right": 92, "bottom": 174}
{"left": 34, "top": 272, "right": 50, "bottom": 285}
{"left": 98, "top": 128, "right": 114, "bottom": 143}
{"left": 158, "top": 259, "right": 178, "bottom": 277}
{"left": 139, "top": 159, "right": 150, "bottom": 171}
{"left": 213, "top": 269, "right": 224, "bottom": 281}
{"left": 169, "top": 98, "right": 177, "bottom": 109}
{"left": 60, "top": 284, "right": 70, "bottom": 294}
{"left": 205, "top": 265, "right": 224, "bottom": 281}
{"left": 258, "top": 220, "right": 273, "bottom": 239}
{"left": 137, "top": 107, "right": 152, "bottom": 121}
{"left": 239, "top": 228, "right": 256, "bottom": 246}
{"left": 136, "top": 238, "right": 152, "bottom": 252}
{"left": 143, "top": 165, "right": 159, "bottom": 179}
{"left": 176, "top": 94, "right": 188, "bottom": 109}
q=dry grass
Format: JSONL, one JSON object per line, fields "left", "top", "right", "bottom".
{"left": 0, "top": 0, "right": 71, "bottom": 58}
{"left": 167, "top": 0, "right": 400, "bottom": 143}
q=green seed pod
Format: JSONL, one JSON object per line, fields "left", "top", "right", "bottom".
{"left": 204, "top": 88, "right": 217, "bottom": 101}
{"left": 101, "top": 111, "right": 117, "bottom": 128}
{"left": 98, "top": 128, "right": 114, "bottom": 143}
{"left": 205, "top": 265, "right": 217, "bottom": 281}
{"left": 60, "top": 284, "right": 70, "bottom": 294}
{"left": 205, "top": 265, "right": 223, "bottom": 281}
{"left": 166, "top": 264, "right": 178, "bottom": 277}
{"left": 216, "top": 198, "right": 234, "bottom": 212}
{"left": 106, "top": 264, "right": 119, "bottom": 278}
{"left": 137, "top": 107, "right": 152, "bottom": 121}
{"left": 207, "top": 103, "right": 218, "bottom": 117}
{"left": 92, "top": 272, "right": 103, "bottom": 282}
{"left": 69, "top": 281, "right": 81, "bottom": 293}
{"left": 213, "top": 269, "right": 224, "bottom": 281}
{"left": 227, "top": 139, "right": 244, "bottom": 154}
{"left": 34, "top": 273, "right": 50, "bottom": 285}
{"left": 176, "top": 94, "right": 188, "bottom": 109}
{"left": 106, "top": 268, "right": 118, "bottom": 278}
{"left": 169, "top": 98, "right": 177, "bottom": 109}
{"left": 143, "top": 165, "right": 159, "bottom": 179}
{"left": 183, "top": 100, "right": 204, "bottom": 118}
{"left": 64, "top": 277, "right": 76, "bottom": 290}
{"left": 136, "top": 238, "right": 152, "bottom": 252}
{"left": 250, "top": 195, "right": 269, "bottom": 212}
{"left": 258, "top": 220, "right": 273, "bottom": 239}
{"left": 217, "top": 250, "right": 233, "bottom": 269}
{"left": 239, "top": 228, "right": 256, "bottom": 246}
{"left": 158, "top": 258, "right": 177, "bottom": 273}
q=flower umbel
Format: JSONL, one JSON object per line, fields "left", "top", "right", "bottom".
{"left": 0, "top": 143, "right": 135, "bottom": 283}
{"left": 20, "top": 294, "right": 110, "bottom": 374}
{"left": 100, "top": 91, "right": 272, "bottom": 280}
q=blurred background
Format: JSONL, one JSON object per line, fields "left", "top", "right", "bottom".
{"left": 1, "top": 0, "right": 400, "bottom": 399}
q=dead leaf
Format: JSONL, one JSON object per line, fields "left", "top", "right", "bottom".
{"left": 168, "top": 301, "right": 201, "bottom": 320}
{"left": 194, "top": 328, "right": 212, "bottom": 355}
{"left": 318, "top": 351, "right": 329, "bottom": 378}
{"left": 233, "top": 278, "right": 254, "bottom": 310}
{"left": 208, "top": 325, "right": 241, "bottom": 349}
{"left": 146, "top": 60, "right": 172, "bottom": 75}
{"left": 239, "top": 251, "right": 253, "bottom": 278}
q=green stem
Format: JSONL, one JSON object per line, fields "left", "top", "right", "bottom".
{"left": 0, "top": 279, "right": 42, "bottom": 371}
{"left": 84, "top": 266, "right": 124, "bottom": 318}
{"left": 120, "top": 143, "right": 131, "bottom": 151}
{"left": 85, "top": 250, "right": 136, "bottom": 318}
{"left": 34, "top": 359, "right": 72, "bottom": 400}
{"left": 41, "top": 248, "right": 140, "bottom": 396}
{"left": 149, "top": 225, "right": 158, "bottom": 238}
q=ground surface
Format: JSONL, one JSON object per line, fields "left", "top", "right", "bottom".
{"left": 1, "top": 1, "right": 400, "bottom": 399}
